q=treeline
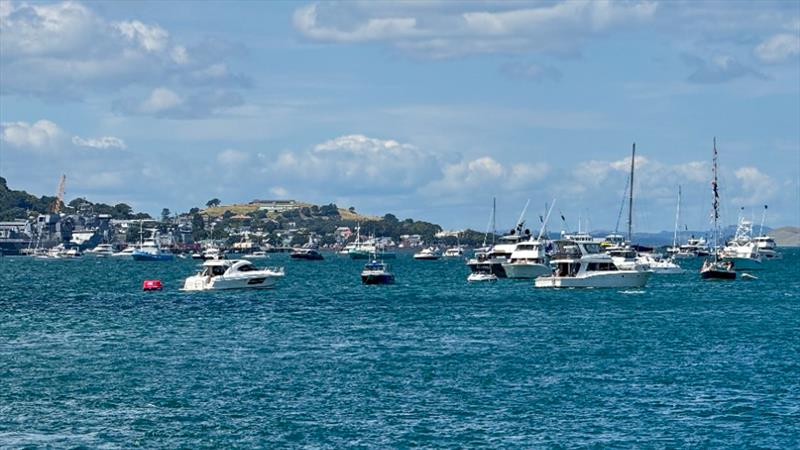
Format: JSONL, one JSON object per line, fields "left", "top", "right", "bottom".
{"left": 0, "top": 177, "right": 151, "bottom": 221}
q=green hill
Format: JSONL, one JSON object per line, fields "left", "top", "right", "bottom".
{"left": 771, "top": 227, "right": 800, "bottom": 247}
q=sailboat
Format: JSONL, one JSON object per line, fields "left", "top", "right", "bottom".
{"left": 701, "top": 138, "right": 736, "bottom": 280}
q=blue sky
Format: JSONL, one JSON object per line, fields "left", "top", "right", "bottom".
{"left": 1, "top": 0, "right": 798, "bottom": 232}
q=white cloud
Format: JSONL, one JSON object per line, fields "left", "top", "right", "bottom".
{"left": 72, "top": 135, "right": 127, "bottom": 150}
{"left": 217, "top": 148, "right": 250, "bottom": 166}
{"left": 270, "top": 186, "right": 289, "bottom": 197}
{"left": 430, "top": 157, "right": 550, "bottom": 193}
{"left": 114, "top": 20, "right": 169, "bottom": 53}
{"left": 732, "top": 166, "right": 777, "bottom": 205}
{"left": 140, "top": 88, "right": 183, "bottom": 114}
{"left": 0, "top": 120, "right": 64, "bottom": 149}
{"left": 755, "top": 33, "right": 800, "bottom": 63}
{"left": 293, "top": 1, "right": 657, "bottom": 57}
{"left": 0, "top": 1, "right": 248, "bottom": 107}
{"left": 267, "top": 134, "right": 441, "bottom": 194}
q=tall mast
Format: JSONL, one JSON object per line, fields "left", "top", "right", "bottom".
{"left": 628, "top": 142, "right": 635, "bottom": 243}
{"left": 712, "top": 137, "right": 719, "bottom": 261}
{"left": 759, "top": 205, "right": 768, "bottom": 237}
{"left": 673, "top": 185, "right": 682, "bottom": 248}
{"left": 491, "top": 196, "right": 496, "bottom": 245}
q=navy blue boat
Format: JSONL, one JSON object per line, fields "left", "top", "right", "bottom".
{"left": 361, "top": 260, "right": 395, "bottom": 285}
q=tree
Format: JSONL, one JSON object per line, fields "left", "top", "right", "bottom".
{"left": 113, "top": 203, "right": 133, "bottom": 219}
{"left": 189, "top": 207, "right": 200, "bottom": 214}
{"left": 206, "top": 198, "right": 221, "bottom": 208}
{"left": 161, "top": 208, "right": 171, "bottom": 222}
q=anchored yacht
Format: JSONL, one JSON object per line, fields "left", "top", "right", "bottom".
{"left": 535, "top": 239, "right": 651, "bottom": 288}
{"left": 182, "top": 259, "right": 284, "bottom": 291}
{"left": 719, "top": 218, "right": 762, "bottom": 271}
{"left": 413, "top": 246, "right": 442, "bottom": 260}
{"left": 501, "top": 240, "right": 551, "bottom": 279}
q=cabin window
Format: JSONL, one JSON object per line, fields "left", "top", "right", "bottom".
{"left": 238, "top": 264, "right": 257, "bottom": 272}
{"left": 212, "top": 266, "right": 226, "bottom": 276}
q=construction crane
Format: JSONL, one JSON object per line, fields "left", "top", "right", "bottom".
{"left": 51, "top": 174, "right": 66, "bottom": 214}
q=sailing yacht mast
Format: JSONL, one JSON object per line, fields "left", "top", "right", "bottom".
{"left": 628, "top": 142, "right": 635, "bottom": 243}
{"left": 672, "top": 185, "right": 682, "bottom": 249}
{"left": 711, "top": 137, "right": 720, "bottom": 262}
{"left": 759, "top": 205, "right": 768, "bottom": 237}
{"left": 492, "top": 196, "right": 496, "bottom": 245}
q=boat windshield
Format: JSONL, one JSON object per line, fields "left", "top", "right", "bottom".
{"left": 583, "top": 243, "right": 602, "bottom": 254}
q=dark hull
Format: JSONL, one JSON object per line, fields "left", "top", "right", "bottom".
{"left": 361, "top": 274, "right": 395, "bottom": 285}
{"left": 290, "top": 253, "right": 324, "bottom": 260}
{"left": 701, "top": 269, "right": 736, "bottom": 280}
{"left": 467, "top": 261, "right": 508, "bottom": 278}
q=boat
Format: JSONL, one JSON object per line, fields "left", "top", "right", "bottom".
{"left": 132, "top": 239, "right": 174, "bottom": 261}
{"left": 443, "top": 246, "right": 464, "bottom": 257}
{"left": 413, "top": 246, "right": 442, "bottom": 260}
{"left": 112, "top": 246, "right": 137, "bottom": 258}
{"left": 290, "top": 248, "right": 324, "bottom": 260}
{"left": 361, "top": 260, "right": 395, "bottom": 285}
{"left": 467, "top": 264, "right": 498, "bottom": 282}
{"left": 753, "top": 205, "right": 782, "bottom": 260}
{"left": 244, "top": 250, "right": 268, "bottom": 259}
{"left": 719, "top": 217, "right": 762, "bottom": 270}
{"left": 535, "top": 239, "right": 651, "bottom": 288}
{"left": 182, "top": 259, "right": 285, "bottom": 291}
{"left": 501, "top": 201, "right": 555, "bottom": 279}
{"left": 87, "top": 243, "right": 115, "bottom": 257}
{"left": 665, "top": 186, "right": 684, "bottom": 257}
{"left": 637, "top": 253, "right": 685, "bottom": 274}
{"left": 466, "top": 198, "right": 533, "bottom": 278}
{"left": 700, "top": 138, "right": 736, "bottom": 281}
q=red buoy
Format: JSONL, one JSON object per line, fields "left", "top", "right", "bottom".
{"left": 142, "top": 280, "right": 163, "bottom": 291}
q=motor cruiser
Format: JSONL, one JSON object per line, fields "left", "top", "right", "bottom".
{"left": 467, "top": 264, "right": 498, "bottom": 282}
{"left": 535, "top": 239, "right": 651, "bottom": 288}
{"left": 443, "top": 246, "right": 464, "bottom": 257}
{"left": 501, "top": 240, "right": 551, "bottom": 279}
{"left": 413, "top": 246, "right": 442, "bottom": 260}
{"left": 290, "top": 248, "right": 324, "bottom": 260}
{"left": 719, "top": 218, "right": 762, "bottom": 270}
{"left": 87, "top": 243, "right": 115, "bottom": 257}
{"left": 132, "top": 239, "right": 174, "bottom": 261}
{"left": 182, "top": 259, "right": 285, "bottom": 291}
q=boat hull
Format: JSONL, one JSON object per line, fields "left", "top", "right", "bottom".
{"left": 361, "top": 274, "right": 395, "bottom": 285}
{"left": 290, "top": 253, "right": 324, "bottom": 260}
{"left": 535, "top": 270, "right": 651, "bottom": 288}
{"left": 413, "top": 255, "right": 441, "bottom": 260}
{"left": 182, "top": 274, "right": 281, "bottom": 291}
{"left": 132, "top": 253, "right": 174, "bottom": 261}
{"left": 467, "top": 261, "right": 508, "bottom": 278}
{"left": 700, "top": 268, "right": 736, "bottom": 280}
{"left": 500, "top": 263, "right": 552, "bottom": 279}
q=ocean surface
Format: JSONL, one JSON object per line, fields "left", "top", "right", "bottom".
{"left": 2, "top": 250, "right": 799, "bottom": 448}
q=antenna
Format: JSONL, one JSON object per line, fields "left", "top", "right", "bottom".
{"left": 516, "top": 199, "right": 530, "bottom": 231}
{"left": 759, "top": 205, "right": 768, "bottom": 237}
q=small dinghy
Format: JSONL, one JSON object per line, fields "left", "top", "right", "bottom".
{"left": 741, "top": 273, "right": 758, "bottom": 280}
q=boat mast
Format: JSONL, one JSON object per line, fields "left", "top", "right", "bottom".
{"left": 628, "top": 142, "right": 635, "bottom": 244}
{"left": 712, "top": 137, "right": 720, "bottom": 262}
{"left": 759, "top": 204, "right": 768, "bottom": 237}
{"left": 492, "top": 196, "right": 496, "bottom": 245}
{"left": 673, "top": 185, "right": 682, "bottom": 248}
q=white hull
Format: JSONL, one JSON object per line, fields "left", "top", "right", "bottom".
{"left": 467, "top": 273, "right": 497, "bottom": 282}
{"left": 535, "top": 270, "right": 651, "bottom": 288}
{"left": 500, "top": 262, "right": 552, "bottom": 279}
{"left": 182, "top": 273, "right": 281, "bottom": 291}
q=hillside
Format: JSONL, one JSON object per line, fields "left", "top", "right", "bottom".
{"left": 771, "top": 227, "right": 800, "bottom": 247}
{"left": 202, "top": 202, "right": 380, "bottom": 222}
{"left": 0, "top": 176, "right": 59, "bottom": 220}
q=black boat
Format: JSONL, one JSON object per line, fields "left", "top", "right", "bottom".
{"left": 700, "top": 260, "right": 736, "bottom": 280}
{"left": 290, "top": 248, "right": 324, "bottom": 260}
{"left": 361, "top": 260, "right": 395, "bottom": 285}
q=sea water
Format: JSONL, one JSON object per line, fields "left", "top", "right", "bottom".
{"left": 1, "top": 250, "right": 799, "bottom": 447}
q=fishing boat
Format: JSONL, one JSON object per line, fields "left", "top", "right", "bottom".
{"left": 719, "top": 217, "right": 762, "bottom": 270}
{"left": 501, "top": 201, "right": 555, "bottom": 279}
{"left": 700, "top": 138, "right": 736, "bottom": 281}
{"left": 132, "top": 240, "right": 174, "bottom": 261}
{"left": 182, "top": 259, "right": 285, "bottom": 291}
{"left": 535, "top": 239, "right": 651, "bottom": 288}
{"left": 361, "top": 260, "right": 395, "bottom": 285}
{"left": 112, "top": 246, "right": 137, "bottom": 258}
{"left": 413, "top": 246, "right": 442, "bottom": 260}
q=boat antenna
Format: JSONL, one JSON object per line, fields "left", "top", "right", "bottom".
{"left": 559, "top": 210, "right": 569, "bottom": 233}
{"left": 628, "top": 142, "right": 635, "bottom": 244}
{"left": 759, "top": 204, "right": 768, "bottom": 237}
{"left": 537, "top": 200, "right": 556, "bottom": 240}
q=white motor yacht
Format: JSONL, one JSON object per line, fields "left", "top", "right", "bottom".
{"left": 182, "top": 259, "right": 285, "bottom": 291}
{"left": 636, "top": 253, "right": 685, "bottom": 274}
{"left": 535, "top": 240, "right": 651, "bottom": 288}
{"left": 753, "top": 235, "right": 781, "bottom": 260}
{"left": 719, "top": 218, "right": 762, "bottom": 270}
{"left": 501, "top": 240, "right": 551, "bottom": 279}
{"left": 413, "top": 246, "right": 442, "bottom": 260}
{"left": 467, "top": 264, "right": 498, "bottom": 282}
{"left": 112, "top": 246, "right": 137, "bottom": 258}
{"left": 87, "top": 243, "right": 115, "bottom": 257}
{"left": 443, "top": 246, "right": 464, "bottom": 257}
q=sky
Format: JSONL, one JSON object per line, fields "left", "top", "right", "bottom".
{"left": 1, "top": 0, "right": 799, "bottom": 232}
